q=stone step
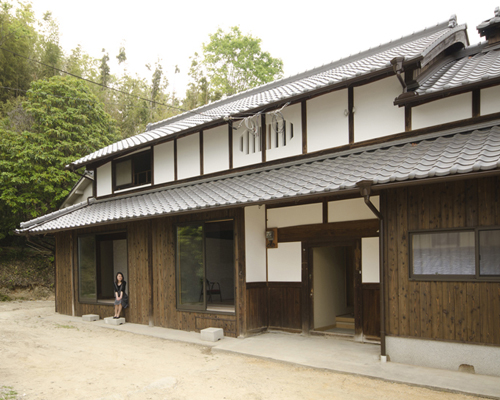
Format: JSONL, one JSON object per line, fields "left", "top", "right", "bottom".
{"left": 82, "top": 314, "right": 99, "bottom": 322}
{"left": 104, "top": 317, "right": 125, "bottom": 325}
{"left": 336, "top": 316, "right": 354, "bottom": 330}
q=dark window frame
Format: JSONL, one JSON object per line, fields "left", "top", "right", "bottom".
{"left": 112, "top": 149, "right": 152, "bottom": 192}
{"left": 175, "top": 219, "right": 236, "bottom": 313}
{"left": 409, "top": 226, "right": 500, "bottom": 282}
{"left": 77, "top": 230, "right": 128, "bottom": 305}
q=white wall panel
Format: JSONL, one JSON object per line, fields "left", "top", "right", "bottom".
{"left": 245, "top": 206, "right": 267, "bottom": 282}
{"left": 233, "top": 117, "right": 262, "bottom": 168}
{"left": 267, "top": 203, "right": 322, "bottom": 228}
{"left": 266, "top": 103, "right": 302, "bottom": 161}
{"left": 328, "top": 196, "right": 379, "bottom": 223}
{"left": 481, "top": 85, "right": 500, "bottom": 116}
{"left": 268, "top": 242, "right": 302, "bottom": 282}
{"left": 177, "top": 133, "right": 200, "bottom": 180}
{"left": 204, "top": 125, "right": 229, "bottom": 174}
{"left": 154, "top": 141, "right": 174, "bottom": 184}
{"left": 362, "top": 237, "right": 379, "bottom": 283}
{"left": 413, "top": 93, "right": 472, "bottom": 130}
{"left": 354, "top": 77, "right": 404, "bottom": 142}
{"left": 96, "top": 162, "right": 112, "bottom": 197}
{"left": 307, "top": 90, "right": 349, "bottom": 152}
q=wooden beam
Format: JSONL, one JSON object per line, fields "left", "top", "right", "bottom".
{"left": 278, "top": 219, "right": 379, "bottom": 242}
{"left": 301, "top": 100, "right": 307, "bottom": 154}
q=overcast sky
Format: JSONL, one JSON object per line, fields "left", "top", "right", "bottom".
{"left": 30, "top": 1, "right": 497, "bottom": 96}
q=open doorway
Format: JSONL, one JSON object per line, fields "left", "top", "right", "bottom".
{"left": 311, "top": 245, "right": 355, "bottom": 335}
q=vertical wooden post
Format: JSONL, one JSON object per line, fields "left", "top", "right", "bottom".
{"left": 235, "top": 208, "right": 246, "bottom": 336}
{"left": 348, "top": 87, "right": 354, "bottom": 144}
{"left": 301, "top": 100, "right": 307, "bottom": 154}
{"left": 173, "top": 139, "right": 178, "bottom": 181}
{"left": 472, "top": 89, "right": 480, "bottom": 118}
{"left": 70, "top": 232, "right": 75, "bottom": 317}
{"left": 148, "top": 220, "right": 154, "bottom": 326}
{"left": 228, "top": 122, "right": 233, "bottom": 169}
{"left": 405, "top": 106, "right": 412, "bottom": 132}
{"left": 261, "top": 113, "right": 267, "bottom": 163}
{"left": 199, "top": 131, "right": 204, "bottom": 176}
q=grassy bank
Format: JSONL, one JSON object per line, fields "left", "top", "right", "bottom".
{"left": 0, "top": 247, "right": 54, "bottom": 301}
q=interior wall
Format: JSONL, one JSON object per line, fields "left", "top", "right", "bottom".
{"left": 412, "top": 93, "right": 472, "bottom": 130}
{"left": 205, "top": 237, "right": 234, "bottom": 301}
{"left": 313, "top": 246, "right": 347, "bottom": 329}
{"left": 307, "top": 90, "right": 349, "bottom": 152}
{"left": 245, "top": 205, "right": 267, "bottom": 282}
{"left": 113, "top": 239, "right": 128, "bottom": 294}
{"left": 328, "top": 196, "right": 379, "bottom": 223}
{"left": 354, "top": 77, "right": 404, "bottom": 142}
{"left": 204, "top": 125, "right": 229, "bottom": 174}
{"left": 96, "top": 162, "right": 112, "bottom": 197}
{"left": 268, "top": 242, "right": 302, "bottom": 282}
{"left": 267, "top": 203, "right": 322, "bottom": 228}
{"left": 154, "top": 141, "right": 175, "bottom": 185}
{"left": 480, "top": 85, "right": 500, "bottom": 116}
{"left": 177, "top": 133, "right": 200, "bottom": 180}
{"left": 362, "top": 237, "right": 379, "bottom": 283}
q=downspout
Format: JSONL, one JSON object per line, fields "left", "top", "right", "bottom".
{"left": 356, "top": 180, "right": 386, "bottom": 361}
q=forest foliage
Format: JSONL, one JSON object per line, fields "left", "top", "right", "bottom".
{"left": 0, "top": 1, "right": 283, "bottom": 243}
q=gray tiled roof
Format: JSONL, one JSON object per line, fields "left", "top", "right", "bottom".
{"left": 20, "top": 125, "right": 500, "bottom": 234}
{"left": 68, "top": 21, "right": 465, "bottom": 169}
{"left": 416, "top": 45, "right": 500, "bottom": 95}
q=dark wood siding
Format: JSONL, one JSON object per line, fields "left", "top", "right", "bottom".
{"left": 268, "top": 282, "right": 302, "bottom": 331}
{"left": 383, "top": 177, "right": 500, "bottom": 345}
{"left": 54, "top": 209, "right": 243, "bottom": 337}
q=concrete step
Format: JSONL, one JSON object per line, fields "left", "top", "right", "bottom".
{"left": 104, "top": 317, "right": 125, "bottom": 325}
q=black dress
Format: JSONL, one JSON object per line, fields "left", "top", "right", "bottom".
{"left": 114, "top": 281, "right": 129, "bottom": 309}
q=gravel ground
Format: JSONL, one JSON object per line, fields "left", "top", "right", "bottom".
{"left": 0, "top": 301, "right": 483, "bottom": 400}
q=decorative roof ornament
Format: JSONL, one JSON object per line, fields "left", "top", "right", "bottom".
{"left": 477, "top": 7, "right": 500, "bottom": 41}
{"left": 448, "top": 14, "right": 457, "bottom": 28}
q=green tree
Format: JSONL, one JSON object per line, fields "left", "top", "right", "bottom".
{"left": 0, "top": 75, "right": 119, "bottom": 240}
{"left": 185, "top": 26, "right": 283, "bottom": 108}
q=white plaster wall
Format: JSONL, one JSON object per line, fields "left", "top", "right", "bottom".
{"left": 96, "top": 162, "right": 112, "bottom": 197}
{"left": 313, "top": 246, "right": 347, "bottom": 329}
{"left": 328, "top": 196, "right": 379, "bottom": 223}
{"left": 267, "top": 203, "right": 322, "bottom": 228}
{"left": 154, "top": 141, "right": 175, "bottom": 185}
{"left": 307, "top": 90, "right": 349, "bottom": 152}
{"left": 266, "top": 103, "right": 302, "bottom": 161}
{"left": 268, "top": 242, "right": 302, "bottom": 282}
{"left": 204, "top": 125, "right": 229, "bottom": 174}
{"left": 412, "top": 93, "right": 472, "bottom": 130}
{"left": 64, "top": 179, "right": 93, "bottom": 207}
{"left": 177, "top": 133, "right": 200, "bottom": 180}
{"left": 387, "top": 336, "right": 500, "bottom": 377}
{"left": 480, "top": 85, "right": 500, "bottom": 116}
{"left": 362, "top": 237, "right": 379, "bottom": 283}
{"left": 245, "top": 206, "right": 267, "bottom": 283}
{"left": 354, "top": 77, "right": 404, "bottom": 142}
{"left": 233, "top": 117, "right": 262, "bottom": 168}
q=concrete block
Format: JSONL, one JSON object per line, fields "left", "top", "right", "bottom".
{"left": 200, "top": 327, "right": 224, "bottom": 342}
{"left": 82, "top": 314, "right": 99, "bottom": 322}
{"left": 104, "top": 317, "right": 125, "bottom": 325}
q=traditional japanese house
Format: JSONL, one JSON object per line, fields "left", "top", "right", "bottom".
{"left": 18, "top": 11, "right": 500, "bottom": 376}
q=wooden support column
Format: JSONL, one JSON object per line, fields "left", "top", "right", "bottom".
{"left": 173, "top": 139, "right": 178, "bottom": 181}
{"left": 473, "top": 89, "right": 480, "bottom": 118}
{"left": 322, "top": 201, "right": 328, "bottom": 224}
{"left": 405, "top": 106, "right": 412, "bottom": 132}
{"left": 70, "top": 232, "right": 75, "bottom": 317}
{"left": 301, "top": 100, "right": 307, "bottom": 154}
{"left": 261, "top": 113, "right": 267, "bottom": 163}
{"left": 235, "top": 208, "right": 246, "bottom": 336}
{"left": 228, "top": 122, "right": 233, "bottom": 169}
{"left": 348, "top": 87, "right": 354, "bottom": 143}
{"left": 199, "top": 131, "right": 204, "bottom": 176}
{"left": 148, "top": 220, "right": 154, "bottom": 326}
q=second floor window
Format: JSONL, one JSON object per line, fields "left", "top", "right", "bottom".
{"left": 114, "top": 150, "right": 152, "bottom": 191}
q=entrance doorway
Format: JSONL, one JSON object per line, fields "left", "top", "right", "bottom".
{"left": 310, "top": 245, "right": 355, "bottom": 335}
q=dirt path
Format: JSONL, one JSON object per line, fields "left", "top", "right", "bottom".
{"left": 0, "top": 301, "right": 481, "bottom": 400}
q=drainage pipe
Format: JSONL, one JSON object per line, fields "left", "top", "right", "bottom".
{"left": 356, "top": 180, "right": 386, "bottom": 359}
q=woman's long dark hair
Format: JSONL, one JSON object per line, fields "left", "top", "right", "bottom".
{"left": 115, "top": 272, "right": 125, "bottom": 285}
